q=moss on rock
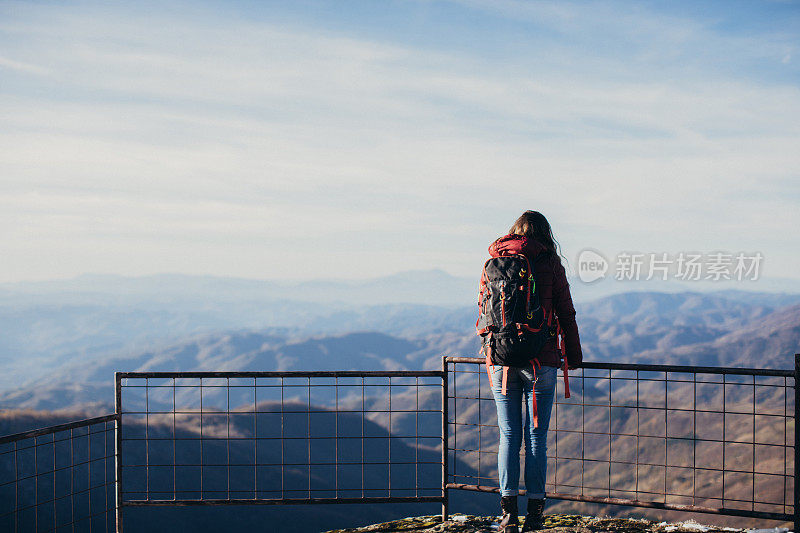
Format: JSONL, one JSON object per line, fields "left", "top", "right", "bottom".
{"left": 323, "top": 514, "right": 751, "bottom": 533}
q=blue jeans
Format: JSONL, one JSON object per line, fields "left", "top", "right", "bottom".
{"left": 490, "top": 364, "right": 557, "bottom": 498}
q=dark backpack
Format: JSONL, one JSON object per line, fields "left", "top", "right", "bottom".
{"left": 476, "top": 253, "right": 555, "bottom": 368}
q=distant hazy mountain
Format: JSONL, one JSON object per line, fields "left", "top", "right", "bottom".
{"left": 0, "top": 331, "right": 435, "bottom": 411}
{"left": 0, "top": 271, "right": 476, "bottom": 391}
{"left": 630, "top": 302, "right": 800, "bottom": 369}
{"left": 2, "top": 290, "right": 799, "bottom": 413}
{"left": 4, "top": 271, "right": 800, "bottom": 306}
{"left": 0, "top": 270, "right": 475, "bottom": 307}
{"left": 575, "top": 292, "right": 800, "bottom": 368}
{"left": 2, "top": 271, "right": 798, "bottom": 392}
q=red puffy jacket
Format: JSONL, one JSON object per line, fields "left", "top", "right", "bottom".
{"left": 488, "top": 234, "right": 583, "bottom": 369}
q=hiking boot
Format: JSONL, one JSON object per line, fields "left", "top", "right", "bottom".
{"left": 499, "top": 495, "right": 519, "bottom": 533}
{"left": 521, "top": 497, "right": 546, "bottom": 531}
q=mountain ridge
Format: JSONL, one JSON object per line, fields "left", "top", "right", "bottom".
{"left": 2, "top": 290, "right": 798, "bottom": 412}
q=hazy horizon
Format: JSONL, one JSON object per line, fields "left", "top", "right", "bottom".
{"left": 3, "top": 267, "right": 800, "bottom": 285}
{"left": 3, "top": 269, "right": 800, "bottom": 310}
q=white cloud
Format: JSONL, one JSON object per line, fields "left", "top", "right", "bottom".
{"left": 0, "top": 1, "right": 798, "bottom": 281}
{"left": 0, "top": 55, "right": 50, "bottom": 75}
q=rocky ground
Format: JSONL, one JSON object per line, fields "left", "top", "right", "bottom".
{"left": 322, "top": 514, "right": 790, "bottom": 533}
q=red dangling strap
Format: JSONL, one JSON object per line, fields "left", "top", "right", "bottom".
{"left": 555, "top": 319, "right": 571, "bottom": 399}
{"left": 501, "top": 366, "right": 509, "bottom": 396}
{"left": 529, "top": 359, "right": 540, "bottom": 428}
{"left": 544, "top": 307, "right": 571, "bottom": 399}
{"left": 484, "top": 346, "right": 494, "bottom": 388}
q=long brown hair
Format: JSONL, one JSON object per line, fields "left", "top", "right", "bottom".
{"left": 509, "top": 210, "right": 567, "bottom": 265}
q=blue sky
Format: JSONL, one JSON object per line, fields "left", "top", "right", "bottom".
{"left": 1, "top": 0, "right": 798, "bottom": 282}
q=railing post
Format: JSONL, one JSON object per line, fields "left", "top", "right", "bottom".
{"left": 794, "top": 354, "right": 799, "bottom": 533}
{"left": 441, "top": 356, "right": 449, "bottom": 522}
{"left": 115, "top": 372, "right": 123, "bottom": 533}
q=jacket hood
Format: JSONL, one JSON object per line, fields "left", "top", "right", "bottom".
{"left": 488, "top": 234, "right": 548, "bottom": 259}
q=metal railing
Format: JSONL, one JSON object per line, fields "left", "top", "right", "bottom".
{"left": 0, "top": 414, "right": 119, "bottom": 532}
{"left": 114, "top": 370, "right": 447, "bottom": 530}
{"left": 1, "top": 356, "right": 796, "bottom": 531}
{"left": 444, "top": 355, "right": 797, "bottom": 528}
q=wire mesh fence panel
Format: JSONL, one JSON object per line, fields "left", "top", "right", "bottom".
{"left": 3, "top": 359, "right": 793, "bottom": 530}
{"left": 116, "top": 371, "right": 446, "bottom": 507}
{"left": 0, "top": 415, "right": 118, "bottom": 532}
{"left": 444, "top": 356, "right": 795, "bottom": 524}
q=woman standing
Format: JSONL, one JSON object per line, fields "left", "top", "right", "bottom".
{"left": 484, "top": 211, "right": 583, "bottom": 532}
